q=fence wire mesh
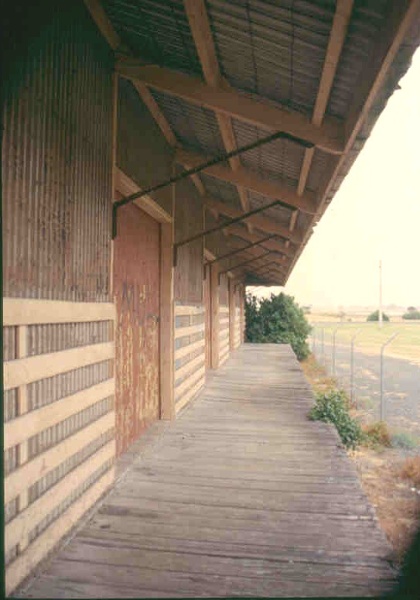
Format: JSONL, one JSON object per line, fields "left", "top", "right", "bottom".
{"left": 310, "top": 323, "right": 420, "bottom": 451}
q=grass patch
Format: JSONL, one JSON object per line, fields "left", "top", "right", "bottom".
{"left": 309, "top": 389, "right": 364, "bottom": 450}
{"left": 310, "top": 322, "right": 420, "bottom": 364}
{"left": 392, "top": 432, "right": 419, "bottom": 450}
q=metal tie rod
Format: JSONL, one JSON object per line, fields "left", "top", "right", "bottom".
{"left": 112, "top": 129, "right": 314, "bottom": 238}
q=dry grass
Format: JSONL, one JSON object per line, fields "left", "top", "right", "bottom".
{"left": 301, "top": 355, "right": 337, "bottom": 394}
{"left": 399, "top": 457, "right": 420, "bottom": 487}
{"left": 362, "top": 421, "right": 392, "bottom": 448}
{"left": 353, "top": 448, "right": 420, "bottom": 562}
{"left": 304, "top": 353, "right": 420, "bottom": 563}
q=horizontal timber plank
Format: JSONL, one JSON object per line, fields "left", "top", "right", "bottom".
{"left": 4, "top": 342, "right": 114, "bottom": 390}
{"left": 5, "top": 379, "right": 115, "bottom": 450}
{"left": 174, "top": 338, "right": 204, "bottom": 361}
{"left": 5, "top": 412, "right": 115, "bottom": 504}
{"left": 174, "top": 323, "right": 204, "bottom": 340}
{"left": 174, "top": 305, "right": 204, "bottom": 316}
{"left": 6, "top": 468, "right": 114, "bottom": 596}
{"left": 174, "top": 353, "right": 205, "bottom": 383}
{"left": 175, "top": 366, "right": 205, "bottom": 401}
{"left": 5, "top": 441, "right": 115, "bottom": 552}
{"left": 175, "top": 376, "right": 205, "bottom": 415}
{"left": 3, "top": 298, "right": 116, "bottom": 326}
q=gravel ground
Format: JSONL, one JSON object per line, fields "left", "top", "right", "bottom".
{"left": 313, "top": 342, "right": 420, "bottom": 442}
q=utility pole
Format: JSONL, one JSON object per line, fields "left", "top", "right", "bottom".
{"left": 379, "top": 260, "right": 383, "bottom": 328}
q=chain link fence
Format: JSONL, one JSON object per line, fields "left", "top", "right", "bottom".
{"left": 310, "top": 323, "right": 420, "bottom": 450}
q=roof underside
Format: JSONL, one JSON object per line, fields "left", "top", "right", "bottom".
{"left": 98, "top": 0, "right": 420, "bottom": 286}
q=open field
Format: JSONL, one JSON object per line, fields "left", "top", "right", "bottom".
{"left": 310, "top": 322, "right": 420, "bottom": 364}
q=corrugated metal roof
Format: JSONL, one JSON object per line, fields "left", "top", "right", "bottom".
{"left": 102, "top": 0, "right": 201, "bottom": 76}
{"left": 100, "top": 0, "right": 420, "bottom": 285}
{"left": 232, "top": 119, "right": 305, "bottom": 184}
{"left": 327, "top": 0, "right": 389, "bottom": 118}
{"left": 200, "top": 173, "right": 242, "bottom": 209}
{"left": 207, "top": 0, "right": 335, "bottom": 114}
{"left": 248, "top": 191, "right": 292, "bottom": 227}
{"left": 151, "top": 91, "right": 225, "bottom": 156}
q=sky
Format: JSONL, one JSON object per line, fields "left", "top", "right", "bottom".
{"left": 252, "top": 47, "right": 420, "bottom": 310}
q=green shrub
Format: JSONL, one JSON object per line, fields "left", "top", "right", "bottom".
{"left": 367, "top": 310, "right": 390, "bottom": 322}
{"left": 402, "top": 310, "right": 420, "bottom": 320}
{"left": 245, "top": 292, "right": 311, "bottom": 360}
{"left": 392, "top": 432, "right": 418, "bottom": 449}
{"left": 309, "top": 389, "right": 364, "bottom": 449}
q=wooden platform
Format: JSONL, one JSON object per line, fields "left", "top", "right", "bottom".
{"left": 17, "top": 344, "right": 395, "bottom": 598}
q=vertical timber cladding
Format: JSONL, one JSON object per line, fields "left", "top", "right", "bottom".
{"left": 233, "top": 285, "right": 243, "bottom": 349}
{"left": 2, "top": 1, "right": 115, "bottom": 594}
{"left": 218, "top": 274, "right": 230, "bottom": 366}
{"left": 174, "top": 174, "right": 206, "bottom": 413}
{"left": 203, "top": 264, "right": 212, "bottom": 369}
{"left": 113, "top": 203, "right": 160, "bottom": 456}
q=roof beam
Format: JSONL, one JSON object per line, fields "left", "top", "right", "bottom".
{"left": 204, "top": 197, "right": 303, "bottom": 244}
{"left": 294, "top": 0, "right": 353, "bottom": 242}
{"left": 184, "top": 0, "right": 251, "bottom": 230}
{"left": 226, "top": 225, "right": 295, "bottom": 257}
{"left": 206, "top": 234, "right": 278, "bottom": 264}
{"left": 116, "top": 62, "right": 345, "bottom": 155}
{"left": 84, "top": 0, "right": 207, "bottom": 199}
{"left": 176, "top": 148, "right": 316, "bottom": 214}
{"left": 223, "top": 241, "right": 290, "bottom": 269}
{"left": 284, "top": 0, "right": 420, "bottom": 283}
{"left": 344, "top": 0, "right": 420, "bottom": 146}
{"left": 253, "top": 260, "right": 287, "bottom": 276}
{"left": 225, "top": 234, "right": 291, "bottom": 262}
{"left": 84, "top": 0, "right": 121, "bottom": 50}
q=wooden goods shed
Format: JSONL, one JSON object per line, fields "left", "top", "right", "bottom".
{"left": 2, "top": 0, "right": 420, "bottom": 595}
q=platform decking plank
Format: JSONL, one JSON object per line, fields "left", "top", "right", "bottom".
{"left": 17, "top": 344, "right": 395, "bottom": 598}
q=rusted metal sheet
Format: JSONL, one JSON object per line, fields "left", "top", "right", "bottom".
{"left": 114, "top": 204, "right": 160, "bottom": 456}
{"left": 2, "top": 0, "right": 113, "bottom": 301}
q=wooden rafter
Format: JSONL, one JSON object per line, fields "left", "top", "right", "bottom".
{"left": 176, "top": 148, "right": 316, "bottom": 214}
{"left": 84, "top": 0, "right": 207, "bottom": 200}
{"left": 204, "top": 197, "right": 303, "bottom": 244}
{"left": 291, "top": 0, "right": 354, "bottom": 247}
{"left": 224, "top": 239, "right": 287, "bottom": 264}
{"left": 84, "top": 0, "right": 121, "bottom": 50}
{"left": 226, "top": 225, "right": 295, "bottom": 257}
{"left": 117, "top": 62, "right": 345, "bottom": 155}
{"left": 184, "top": 0, "right": 252, "bottom": 233}
{"left": 284, "top": 0, "right": 420, "bottom": 281}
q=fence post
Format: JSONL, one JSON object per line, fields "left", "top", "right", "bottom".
{"left": 332, "top": 327, "right": 339, "bottom": 377}
{"left": 380, "top": 332, "right": 399, "bottom": 421}
{"left": 350, "top": 329, "right": 362, "bottom": 404}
